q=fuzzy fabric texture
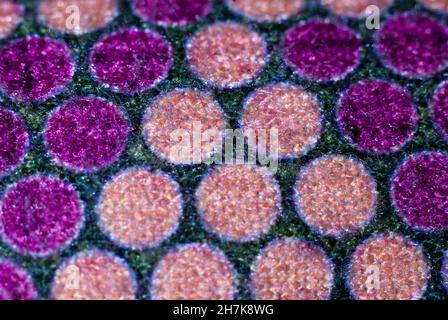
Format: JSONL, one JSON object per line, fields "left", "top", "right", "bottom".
{"left": 0, "top": 0, "right": 447, "bottom": 300}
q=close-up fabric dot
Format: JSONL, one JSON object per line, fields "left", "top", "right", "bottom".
{"left": 44, "top": 97, "right": 130, "bottom": 172}
{"left": 321, "top": 0, "right": 392, "bottom": 17}
{"left": 0, "top": 260, "right": 37, "bottom": 300}
{"left": 1, "top": 0, "right": 448, "bottom": 302}
{"left": 89, "top": 28, "right": 172, "bottom": 94}
{"left": 282, "top": 19, "right": 362, "bottom": 82}
{"left": 38, "top": 0, "right": 118, "bottom": 35}
{"left": 142, "top": 88, "right": 226, "bottom": 165}
{"left": 0, "top": 107, "right": 28, "bottom": 177}
{"left": 391, "top": 152, "right": 448, "bottom": 231}
{"left": 151, "top": 244, "right": 236, "bottom": 300}
{"left": 250, "top": 238, "right": 333, "bottom": 300}
{"left": 51, "top": 250, "right": 137, "bottom": 300}
{"left": 348, "top": 233, "right": 429, "bottom": 300}
{"left": 294, "top": 155, "right": 377, "bottom": 238}
{"left": 0, "top": 0, "right": 23, "bottom": 39}
{"left": 130, "top": 0, "right": 212, "bottom": 27}
{"left": 375, "top": 12, "right": 448, "bottom": 78}
{"left": 97, "top": 167, "right": 183, "bottom": 249}
{"left": 196, "top": 164, "right": 281, "bottom": 242}
{"left": 240, "top": 83, "right": 322, "bottom": 159}
{"left": 186, "top": 22, "right": 267, "bottom": 88}
{"left": 431, "top": 80, "right": 448, "bottom": 141}
{"left": 224, "top": 0, "right": 305, "bottom": 22}
{"left": 0, "top": 176, "right": 83, "bottom": 257}
{"left": 0, "top": 36, "right": 75, "bottom": 103}
{"left": 336, "top": 79, "right": 418, "bottom": 154}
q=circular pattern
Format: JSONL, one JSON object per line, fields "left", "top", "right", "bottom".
{"left": 38, "top": 0, "right": 118, "bottom": 35}
{"left": 51, "top": 250, "right": 137, "bottom": 300}
{"left": 0, "top": 37, "right": 75, "bottom": 103}
{"left": 348, "top": 233, "right": 429, "bottom": 300}
{"left": 97, "top": 168, "right": 183, "bottom": 249}
{"left": 391, "top": 152, "right": 448, "bottom": 231}
{"left": 418, "top": 0, "right": 448, "bottom": 14}
{"left": 337, "top": 80, "right": 418, "bottom": 154}
{"left": 151, "top": 244, "right": 236, "bottom": 300}
{"left": 225, "top": 0, "right": 304, "bottom": 22}
{"left": 250, "top": 239, "right": 333, "bottom": 300}
{"left": 0, "top": 176, "right": 83, "bottom": 257}
{"left": 0, "top": 108, "right": 28, "bottom": 177}
{"left": 143, "top": 89, "right": 226, "bottom": 165}
{"left": 0, "top": 260, "right": 37, "bottom": 300}
{"left": 196, "top": 164, "right": 281, "bottom": 242}
{"left": 282, "top": 20, "right": 362, "bottom": 82}
{"left": 294, "top": 155, "right": 377, "bottom": 238}
{"left": 44, "top": 97, "right": 130, "bottom": 172}
{"left": 90, "top": 29, "right": 172, "bottom": 94}
{"left": 431, "top": 80, "right": 448, "bottom": 141}
{"left": 375, "top": 12, "right": 448, "bottom": 78}
{"left": 321, "top": 0, "right": 392, "bottom": 17}
{"left": 130, "top": 0, "right": 212, "bottom": 27}
{"left": 241, "top": 83, "right": 322, "bottom": 159}
{"left": 0, "top": 0, "right": 23, "bottom": 39}
{"left": 186, "top": 22, "right": 267, "bottom": 88}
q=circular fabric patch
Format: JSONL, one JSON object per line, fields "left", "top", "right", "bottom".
{"left": 97, "top": 168, "right": 183, "bottom": 249}
{"left": 0, "top": 260, "right": 37, "bottom": 300}
{"left": 294, "top": 155, "right": 377, "bottom": 238}
{"left": 321, "top": 0, "right": 392, "bottom": 17}
{"left": 0, "top": 37, "right": 74, "bottom": 103}
{"left": 38, "top": 0, "right": 118, "bottom": 35}
{"left": 348, "top": 233, "right": 429, "bottom": 300}
{"left": 51, "top": 250, "right": 137, "bottom": 300}
{"left": 0, "top": 108, "right": 28, "bottom": 177}
{"left": 337, "top": 80, "right": 418, "bottom": 154}
{"left": 89, "top": 29, "right": 172, "bottom": 94}
{"left": 282, "top": 20, "right": 362, "bottom": 82}
{"left": 143, "top": 89, "right": 226, "bottom": 165}
{"left": 44, "top": 97, "right": 130, "bottom": 172}
{"left": 0, "top": 0, "right": 23, "bottom": 39}
{"left": 431, "top": 80, "right": 448, "bottom": 141}
{"left": 130, "top": 0, "right": 212, "bottom": 27}
{"left": 186, "top": 22, "right": 267, "bottom": 88}
{"left": 418, "top": 0, "right": 448, "bottom": 14}
{"left": 224, "top": 0, "right": 304, "bottom": 22}
{"left": 375, "top": 12, "right": 448, "bottom": 78}
{"left": 391, "top": 152, "right": 448, "bottom": 231}
{"left": 250, "top": 239, "right": 333, "bottom": 300}
{"left": 151, "top": 244, "right": 236, "bottom": 300}
{"left": 0, "top": 176, "right": 83, "bottom": 257}
{"left": 241, "top": 83, "right": 322, "bottom": 159}
{"left": 196, "top": 165, "right": 281, "bottom": 242}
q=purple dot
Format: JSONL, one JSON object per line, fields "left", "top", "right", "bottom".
{"left": 44, "top": 97, "right": 130, "bottom": 172}
{"left": 0, "top": 260, "right": 37, "bottom": 300}
{"left": 130, "top": 0, "right": 212, "bottom": 27}
{"left": 0, "top": 108, "right": 28, "bottom": 176}
{"left": 282, "top": 20, "right": 362, "bottom": 82}
{"left": 431, "top": 80, "right": 448, "bottom": 141}
{"left": 0, "top": 37, "right": 75, "bottom": 103}
{"left": 375, "top": 12, "right": 448, "bottom": 78}
{"left": 0, "top": 176, "right": 84, "bottom": 257}
{"left": 392, "top": 152, "right": 448, "bottom": 231}
{"left": 89, "top": 29, "right": 172, "bottom": 94}
{"left": 337, "top": 80, "right": 418, "bottom": 154}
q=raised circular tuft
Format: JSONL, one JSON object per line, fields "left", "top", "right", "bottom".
{"left": 0, "top": 0, "right": 24, "bottom": 39}
{"left": 0, "top": 176, "right": 84, "bottom": 257}
{"left": 196, "top": 164, "right": 281, "bottom": 242}
{"left": 348, "top": 233, "right": 429, "bottom": 300}
{"left": 294, "top": 155, "right": 377, "bottom": 238}
{"left": 250, "top": 238, "right": 334, "bottom": 300}
{"left": 0, "top": 260, "right": 37, "bottom": 300}
{"left": 321, "top": 0, "right": 392, "bottom": 18}
{"left": 224, "top": 0, "right": 305, "bottom": 22}
{"left": 431, "top": 80, "right": 448, "bottom": 142}
{"left": 151, "top": 243, "right": 236, "bottom": 300}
